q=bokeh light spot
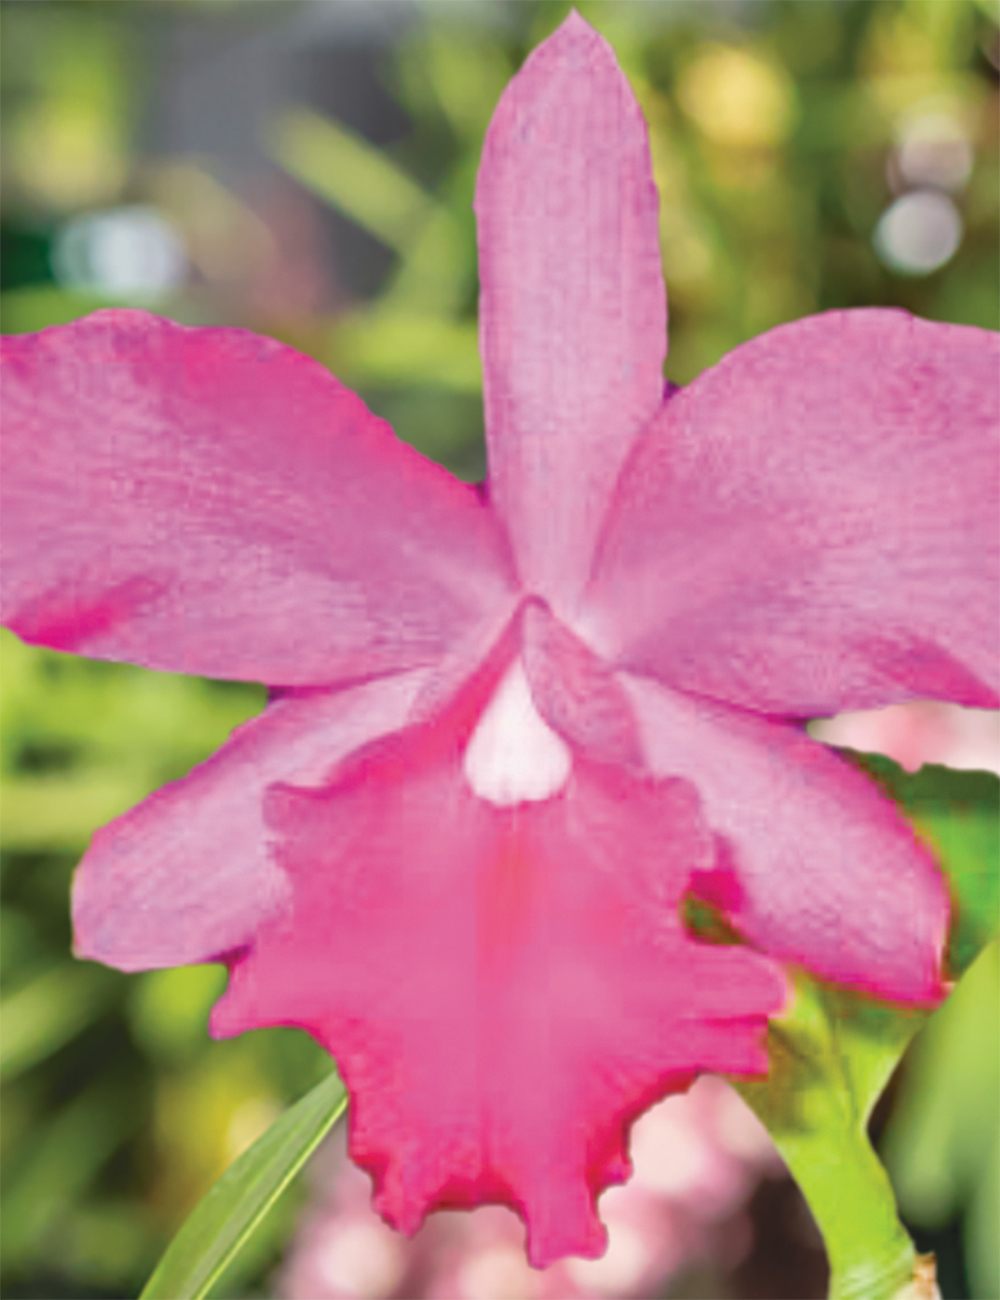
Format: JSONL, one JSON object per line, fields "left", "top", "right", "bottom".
{"left": 873, "top": 190, "right": 962, "bottom": 275}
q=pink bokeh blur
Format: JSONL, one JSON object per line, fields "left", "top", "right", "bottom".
{"left": 278, "top": 1075, "right": 781, "bottom": 1300}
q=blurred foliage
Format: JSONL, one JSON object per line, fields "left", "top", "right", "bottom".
{"left": 882, "top": 942, "right": 999, "bottom": 1300}
{"left": 0, "top": 4, "right": 131, "bottom": 215}
{"left": 850, "top": 755, "right": 999, "bottom": 1300}
{"left": 0, "top": 631, "right": 329, "bottom": 1299}
{"left": 1, "top": 2, "right": 998, "bottom": 1298}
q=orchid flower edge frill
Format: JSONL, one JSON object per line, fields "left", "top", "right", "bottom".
{"left": 1, "top": 11, "right": 997, "bottom": 1268}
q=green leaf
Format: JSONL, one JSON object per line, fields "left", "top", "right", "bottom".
{"left": 139, "top": 1070, "right": 348, "bottom": 1300}
{"left": 267, "top": 108, "right": 470, "bottom": 319}
{"left": 268, "top": 108, "right": 434, "bottom": 256}
{"left": 881, "top": 942, "right": 1000, "bottom": 1300}
{"left": 333, "top": 309, "right": 482, "bottom": 393}
{"left": 731, "top": 972, "right": 928, "bottom": 1300}
{"left": 0, "top": 963, "right": 117, "bottom": 1079}
{"left": 0, "top": 1080, "right": 142, "bottom": 1272}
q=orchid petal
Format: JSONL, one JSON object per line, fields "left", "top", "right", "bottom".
{"left": 521, "top": 599, "right": 642, "bottom": 767}
{"left": 73, "top": 670, "right": 431, "bottom": 972}
{"left": 1, "top": 311, "right": 515, "bottom": 685}
{"left": 209, "top": 725, "right": 783, "bottom": 1268}
{"left": 475, "top": 12, "right": 666, "bottom": 606}
{"left": 586, "top": 310, "right": 999, "bottom": 717}
{"left": 620, "top": 671, "right": 948, "bottom": 1003}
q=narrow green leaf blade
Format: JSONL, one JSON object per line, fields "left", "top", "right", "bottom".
{"left": 140, "top": 1070, "right": 348, "bottom": 1300}
{"left": 269, "top": 108, "right": 433, "bottom": 254}
{"left": 0, "top": 963, "right": 116, "bottom": 1080}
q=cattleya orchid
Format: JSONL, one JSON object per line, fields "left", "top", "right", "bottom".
{"left": 1, "top": 12, "right": 997, "bottom": 1270}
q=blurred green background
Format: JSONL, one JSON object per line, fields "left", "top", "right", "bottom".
{"left": 1, "top": 1, "right": 997, "bottom": 1297}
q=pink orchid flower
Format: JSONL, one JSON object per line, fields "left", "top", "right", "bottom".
{"left": 1, "top": 12, "right": 997, "bottom": 1269}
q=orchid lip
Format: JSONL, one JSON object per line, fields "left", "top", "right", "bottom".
{"left": 463, "top": 658, "right": 572, "bottom": 806}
